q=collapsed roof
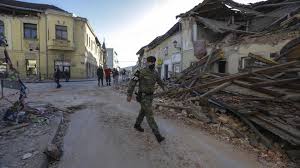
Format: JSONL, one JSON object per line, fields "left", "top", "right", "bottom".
{"left": 177, "top": 0, "right": 264, "bottom": 21}
{"left": 137, "top": 0, "right": 300, "bottom": 55}
{"left": 177, "top": 0, "right": 300, "bottom": 32}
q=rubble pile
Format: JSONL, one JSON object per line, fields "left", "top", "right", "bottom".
{"left": 154, "top": 48, "right": 300, "bottom": 165}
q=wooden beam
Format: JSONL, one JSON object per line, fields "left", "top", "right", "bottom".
{"left": 251, "top": 78, "right": 300, "bottom": 87}
{"left": 270, "top": 72, "right": 285, "bottom": 79}
{"left": 200, "top": 82, "right": 231, "bottom": 97}
{"left": 161, "top": 61, "right": 298, "bottom": 97}
{"left": 210, "top": 98, "right": 272, "bottom": 148}
{"left": 154, "top": 103, "right": 192, "bottom": 110}
{"left": 233, "top": 80, "right": 285, "bottom": 97}
{"left": 248, "top": 53, "right": 278, "bottom": 65}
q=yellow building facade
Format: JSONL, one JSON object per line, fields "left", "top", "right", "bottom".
{"left": 0, "top": 1, "right": 104, "bottom": 80}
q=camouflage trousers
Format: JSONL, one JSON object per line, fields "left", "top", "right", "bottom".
{"left": 135, "top": 95, "right": 160, "bottom": 135}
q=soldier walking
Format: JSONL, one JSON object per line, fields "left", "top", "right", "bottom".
{"left": 127, "top": 56, "right": 165, "bottom": 143}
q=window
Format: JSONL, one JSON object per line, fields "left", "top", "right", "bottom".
{"left": 0, "top": 20, "right": 4, "bottom": 36}
{"left": 164, "top": 47, "right": 168, "bottom": 56}
{"left": 55, "top": 25, "right": 67, "bottom": 40}
{"left": 24, "top": 23, "right": 37, "bottom": 39}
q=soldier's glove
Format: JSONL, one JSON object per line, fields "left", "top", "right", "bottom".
{"left": 135, "top": 92, "right": 142, "bottom": 102}
{"left": 127, "top": 96, "right": 132, "bottom": 102}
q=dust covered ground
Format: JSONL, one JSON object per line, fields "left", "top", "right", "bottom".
{"left": 1, "top": 81, "right": 293, "bottom": 168}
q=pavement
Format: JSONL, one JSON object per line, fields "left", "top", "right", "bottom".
{"left": 18, "top": 81, "right": 268, "bottom": 168}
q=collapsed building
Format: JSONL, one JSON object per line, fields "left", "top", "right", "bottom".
{"left": 136, "top": 0, "right": 300, "bottom": 164}
{"left": 137, "top": 0, "right": 300, "bottom": 78}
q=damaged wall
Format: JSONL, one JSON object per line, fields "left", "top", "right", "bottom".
{"left": 223, "top": 32, "right": 300, "bottom": 74}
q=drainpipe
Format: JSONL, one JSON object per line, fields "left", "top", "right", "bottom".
{"left": 45, "top": 14, "right": 49, "bottom": 79}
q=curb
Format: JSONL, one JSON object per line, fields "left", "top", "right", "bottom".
{"left": 25, "top": 79, "right": 97, "bottom": 84}
{"left": 40, "top": 111, "right": 64, "bottom": 168}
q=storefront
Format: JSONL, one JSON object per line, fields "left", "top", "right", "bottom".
{"left": 25, "top": 59, "right": 37, "bottom": 76}
{"left": 54, "top": 60, "right": 71, "bottom": 79}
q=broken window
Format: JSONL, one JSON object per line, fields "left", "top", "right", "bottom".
{"left": 55, "top": 25, "right": 68, "bottom": 40}
{"left": 24, "top": 23, "right": 37, "bottom": 39}
{"left": 240, "top": 56, "right": 266, "bottom": 71}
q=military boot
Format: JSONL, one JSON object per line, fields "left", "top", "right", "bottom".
{"left": 134, "top": 124, "right": 144, "bottom": 132}
{"left": 154, "top": 133, "right": 165, "bottom": 143}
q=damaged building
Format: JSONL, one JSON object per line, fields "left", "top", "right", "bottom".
{"left": 137, "top": 0, "right": 300, "bottom": 79}
{"left": 137, "top": 0, "right": 300, "bottom": 163}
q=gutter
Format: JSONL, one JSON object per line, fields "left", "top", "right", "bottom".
{"left": 0, "top": 3, "right": 43, "bottom": 12}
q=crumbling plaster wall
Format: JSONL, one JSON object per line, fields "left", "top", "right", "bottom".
{"left": 224, "top": 39, "right": 294, "bottom": 74}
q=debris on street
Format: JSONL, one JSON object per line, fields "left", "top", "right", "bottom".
{"left": 0, "top": 101, "right": 64, "bottom": 168}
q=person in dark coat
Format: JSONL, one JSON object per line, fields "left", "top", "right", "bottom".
{"left": 54, "top": 68, "right": 62, "bottom": 88}
{"left": 97, "top": 66, "right": 104, "bottom": 87}
{"left": 112, "top": 68, "right": 119, "bottom": 85}
{"left": 65, "top": 69, "right": 70, "bottom": 82}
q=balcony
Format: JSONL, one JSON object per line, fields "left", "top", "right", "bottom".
{"left": 48, "top": 39, "right": 74, "bottom": 51}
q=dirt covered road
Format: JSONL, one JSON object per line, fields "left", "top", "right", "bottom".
{"left": 23, "top": 81, "right": 268, "bottom": 168}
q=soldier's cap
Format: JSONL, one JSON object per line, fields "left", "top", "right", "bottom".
{"left": 147, "top": 56, "right": 156, "bottom": 63}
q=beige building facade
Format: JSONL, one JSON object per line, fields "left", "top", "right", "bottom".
{"left": 0, "top": 1, "right": 104, "bottom": 80}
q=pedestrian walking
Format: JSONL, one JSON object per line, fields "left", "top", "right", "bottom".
{"left": 54, "top": 67, "right": 62, "bottom": 88}
{"left": 104, "top": 67, "right": 111, "bottom": 86}
{"left": 113, "top": 68, "right": 119, "bottom": 86}
{"left": 97, "top": 66, "right": 104, "bottom": 87}
{"left": 127, "top": 56, "right": 166, "bottom": 143}
{"left": 65, "top": 69, "right": 70, "bottom": 82}
{"left": 122, "top": 69, "right": 126, "bottom": 81}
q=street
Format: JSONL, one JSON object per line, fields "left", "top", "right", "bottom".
{"left": 23, "top": 81, "right": 265, "bottom": 168}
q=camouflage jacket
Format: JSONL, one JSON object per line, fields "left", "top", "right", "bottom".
{"left": 127, "top": 67, "right": 164, "bottom": 97}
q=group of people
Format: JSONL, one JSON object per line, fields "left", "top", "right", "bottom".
{"left": 97, "top": 66, "right": 121, "bottom": 87}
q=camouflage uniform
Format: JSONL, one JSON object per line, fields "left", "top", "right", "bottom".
{"left": 127, "top": 66, "right": 164, "bottom": 136}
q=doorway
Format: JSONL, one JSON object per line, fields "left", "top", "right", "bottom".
{"left": 54, "top": 60, "right": 71, "bottom": 79}
{"left": 218, "top": 60, "right": 226, "bottom": 73}
{"left": 164, "top": 64, "right": 169, "bottom": 80}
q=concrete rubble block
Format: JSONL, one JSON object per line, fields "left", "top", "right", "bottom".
{"left": 44, "top": 143, "right": 62, "bottom": 161}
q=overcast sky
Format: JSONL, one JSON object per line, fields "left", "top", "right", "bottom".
{"left": 22, "top": 0, "right": 264, "bottom": 67}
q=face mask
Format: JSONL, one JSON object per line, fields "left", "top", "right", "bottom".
{"left": 149, "top": 64, "right": 155, "bottom": 70}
